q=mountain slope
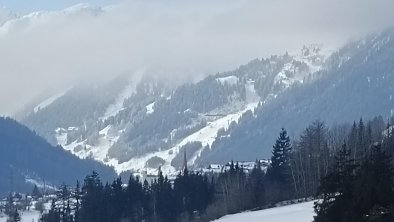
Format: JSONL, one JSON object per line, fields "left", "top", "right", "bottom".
{"left": 0, "top": 117, "right": 116, "bottom": 196}
{"left": 20, "top": 45, "right": 326, "bottom": 175}
{"left": 0, "top": 3, "right": 102, "bottom": 36}
{"left": 200, "top": 29, "right": 394, "bottom": 163}
{"left": 0, "top": 6, "right": 17, "bottom": 25}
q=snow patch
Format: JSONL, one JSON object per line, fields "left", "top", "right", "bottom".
{"left": 146, "top": 102, "right": 155, "bottom": 114}
{"left": 0, "top": 211, "right": 40, "bottom": 222}
{"left": 55, "top": 128, "right": 68, "bottom": 145}
{"left": 274, "top": 45, "right": 329, "bottom": 88}
{"left": 187, "top": 101, "right": 259, "bottom": 166}
{"left": 55, "top": 124, "right": 121, "bottom": 168}
{"left": 383, "top": 126, "right": 394, "bottom": 137}
{"left": 245, "top": 80, "right": 259, "bottom": 103}
{"left": 213, "top": 201, "right": 315, "bottom": 222}
{"left": 101, "top": 81, "right": 136, "bottom": 120}
{"left": 33, "top": 88, "right": 70, "bottom": 112}
{"left": 25, "top": 177, "right": 56, "bottom": 190}
{"left": 216, "top": 76, "right": 238, "bottom": 86}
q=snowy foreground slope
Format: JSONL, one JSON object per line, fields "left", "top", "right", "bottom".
{"left": 0, "top": 211, "right": 40, "bottom": 222}
{"left": 0, "top": 202, "right": 314, "bottom": 222}
{"left": 213, "top": 201, "right": 315, "bottom": 222}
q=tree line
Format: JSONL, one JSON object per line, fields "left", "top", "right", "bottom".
{"left": 34, "top": 116, "right": 394, "bottom": 222}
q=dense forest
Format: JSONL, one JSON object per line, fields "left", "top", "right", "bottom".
{"left": 4, "top": 115, "right": 394, "bottom": 222}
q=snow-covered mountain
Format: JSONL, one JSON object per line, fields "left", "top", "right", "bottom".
{"left": 20, "top": 44, "right": 329, "bottom": 176}
{"left": 0, "top": 117, "right": 116, "bottom": 196}
{"left": 200, "top": 29, "right": 394, "bottom": 164}
{"left": 0, "top": 6, "right": 17, "bottom": 25}
{"left": 20, "top": 29, "right": 394, "bottom": 176}
{"left": 0, "top": 3, "right": 102, "bottom": 36}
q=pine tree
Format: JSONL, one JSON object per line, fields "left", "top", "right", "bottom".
{"left": 79, "top": 171, "right": 104, "bottom": 222}
{"left": 32, "top": 185, "right": 42, "bottom": 199}
{"left": 108, "top": 177, "right": 124, "bottom": 221}
{"left": 141, "top": 179, "right": 152, "bottom": 221}
{"left": 357, "top": 118, "right": 368, "bottom": 159}
{"left": 4, "top": 193, "right": 14, "bottom": 217}
{"left": 267, "top": 128, "right": 292, "bottom": 183}
{"left": 315, "top": 142, "right": 394, "bottom": 222}
{"left": 247, "top": 160, "right": 266, "bottom": 208}
{"left": 57, "top": 184, "right": 71, "bottom": 222}
{"left": 266, "top": 128, "right": 293, "bottom": 201}
{"left": 7, "top": 209, "right": 21, "bottom": 222}
{"left": 125, "top": 175, "right": 143, "bottom": 221}
{"left": 73, "top": 180, "right": 82, "bottom": 222}
{"left": 314, "top": 142, "right": 357, "bottom": 222}
{"left": 353, "top": 144, "right": 394, "bottom": 222}
{"left": 41, "top": 199, "right": 60, "bottom": 222}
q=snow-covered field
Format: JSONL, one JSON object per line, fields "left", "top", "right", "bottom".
{"left": 213, "top": 201, "right": 315, "bottom": 222}
{"left": 0, "top": 211, "right": 40, "bottom": 222}
{"left": 0, "top": 201, "right": 314, "bottom": 222}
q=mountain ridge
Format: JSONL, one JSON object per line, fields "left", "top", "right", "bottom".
{"left": 0, "top": 117, "right": 116, "bottom": 196}
{"left": 20, "top": 43, "right": 328, "bottom": 175}
{"left": 21, "top": 28, "right": 394, "bottom": 175}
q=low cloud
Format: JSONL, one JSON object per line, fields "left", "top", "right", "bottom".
{"left": 0, "top": 0, "right": 393, "bottom": 115}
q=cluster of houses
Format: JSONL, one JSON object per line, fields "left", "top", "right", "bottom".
{"left": 140, "top": 159, "right": 270, "bottom": 184}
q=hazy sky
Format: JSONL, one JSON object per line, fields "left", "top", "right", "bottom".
{"left": 0, "top": 0, "right": 119, "bottom": 13}
{"left": 0, "top": 0, "right": 394, "bottom": 116}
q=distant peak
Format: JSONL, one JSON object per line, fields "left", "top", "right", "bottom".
{"left": 63, "top": 3, "right": 103, "bottom": 15}
{"left": 0, "top": 5, "right": 18, "bottom": 25}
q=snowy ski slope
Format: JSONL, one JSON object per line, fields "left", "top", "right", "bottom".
{"left": 213, "top": 201, "right": 315, "bottom": 222}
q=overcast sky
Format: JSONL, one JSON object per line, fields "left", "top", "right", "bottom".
{"left": 0, "top": 0, "right": 118, "bottom": 13}
{"left": 0, "top": 0, "right": 394, "bottom": 116}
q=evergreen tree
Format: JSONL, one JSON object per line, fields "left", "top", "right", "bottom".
{"left": 141, "top": 179, "right": 153, "bottom": 221}
{"left": 314, "top": 142, "right": 357, "bottom": 222}
{"left": 174, "top": 170, "right": 213, "bottom": 219}
{"left": 4, "top": 193, "right": 15, "bottom": 217}
{"left": 57, "top": 184, "right": 71, "bottom": 222}
{"left": 267, "top": 128, "right": 292, "bottom": 182}
{"left": 108, "top": 177, "right": 124, "bottom": 221}
{"left": 266, "top": 128, "right": 293, "bottom": 201}
{"left": 353, "top": 144, "right": 394, "bottom": 222}
{"left": 125, "top": 176, "right": 143, "bottom": 221}
{"left": 73, "top": 180, "right": 82, "bottom": 222}
{"left": 32, "top": 185, "right": 42, "bottom": 199}
{"left": 315, "top": 143, "right": 394, "bottom": 222}
{"left": 41, "top": 200, "right": 60, "bottom": 222}
{"left": 7, "top": 209, "right": 21, "bottom": 222}
{"left": 247, "top": 160, "right": 266, "bottom": 208}
{"left": 79, "top": 171, "right": 104, "bottom": 222}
